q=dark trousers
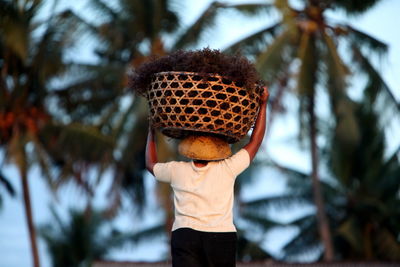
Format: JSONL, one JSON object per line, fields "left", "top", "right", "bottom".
{"left": 171, "top": 228, "right": 237, "bottom": 267}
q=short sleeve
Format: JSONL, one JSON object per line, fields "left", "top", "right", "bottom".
{"left": 224, "top": 149, "right": 251, "bottom": 177}
{"left": 153, "top": 162, "right": 175, "bottom": 183}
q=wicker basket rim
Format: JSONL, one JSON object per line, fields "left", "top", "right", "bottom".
{"left": 152, "top": 71, "right": 261, "bottom": 89}
{"left": 153, "top": 71, "right": 234, "bottom": 79}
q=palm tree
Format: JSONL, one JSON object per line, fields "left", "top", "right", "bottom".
{"left": 326, "top": 100, "right": 400, "bottom": 260}
{"left": 0, "top": 1, "right": 115, "bottom": 266}
{"left": 215, "top": 0, "right": 400, "bottom": 260}
{"left": 241, "top": 95, "right": 400, "bottom": 261}
{"left": 0, "top": 170, "right": 15, "bottom": 210}
{"left": 40, "top": 206, "right": 124, "bottom": 267}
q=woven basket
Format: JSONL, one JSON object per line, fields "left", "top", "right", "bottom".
{"left": 147, "top": 71, "right": 261, "bottom": 143}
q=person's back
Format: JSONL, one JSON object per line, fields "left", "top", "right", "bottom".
{"left": 154, "top": 149, "right": 250, "bottom": 232}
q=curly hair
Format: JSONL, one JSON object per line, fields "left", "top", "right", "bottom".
{"left": 129, "top": 48, "right": 262, "bottom": 95}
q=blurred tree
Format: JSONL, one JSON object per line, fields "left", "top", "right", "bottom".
{"left": 241, "top": 96, "right": 400, "bottom": 261}
{"left": 326, "top": 100, "right": 400, "bottom": 261}
{"left": 40, "top": 206, "right": 124, "bottom": 267}
{"left": 0, "top": 0, "right": 115, "bottom": 266}
{"left": 218, "top": 0, "right": 400, "bottom": 260}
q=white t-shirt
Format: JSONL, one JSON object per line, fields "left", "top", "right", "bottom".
{"left": 153, "top": 149, "right": 250, "bottom": 232}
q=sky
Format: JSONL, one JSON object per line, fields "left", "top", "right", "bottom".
{"left": 1, "top": 0, "right": 400, "bottom": 267}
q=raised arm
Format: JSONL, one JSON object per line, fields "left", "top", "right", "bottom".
{"left": 243, "top": 86, "right": 269, "bottom": 161}
{"left": 145, "top": 127, "right": 158, "bottom": 175}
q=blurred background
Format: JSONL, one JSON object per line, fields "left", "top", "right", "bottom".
{"left": 0, "top": 0, "right": 399, "bottom": 266}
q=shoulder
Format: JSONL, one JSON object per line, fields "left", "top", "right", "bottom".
{"left": 221, "top": 149, "right": 251, "bottom": 177}
{"left": 225, "top": 149, "right": 250, "bottom": 163}
{"left": 154, "top": 160, "right": 190, "bottom": 172}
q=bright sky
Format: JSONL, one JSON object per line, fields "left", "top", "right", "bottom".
{"left": 1, "top": 1, "right": 399, "bottom": 266}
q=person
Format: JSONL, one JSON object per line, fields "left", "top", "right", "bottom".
{"left": 145, "top": 87, "right": 269, "bottom": 267}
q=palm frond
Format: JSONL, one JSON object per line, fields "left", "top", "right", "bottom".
{"left": 40, "top": 207, "right": 121, "bottom": 266}
{"left": 297, "top": 31, "right": 317, "bottom": 96}
{"left": 336, "top": 216, "right": 363, "bottom": 253}
{"left": 152, "top": 0, "right": 180, "bottom": 34}
{"left": 50, "top": 63, "right": 124, "bottom": 120}
{"left": 350, "top": 44, "right": 400, "bottom": 120}
{"left": 31, "top": 9, "right": 96, "bottom": 80}
{"left": 172, "top": 1, "right": 221, "bottom": 49}
{"left": 346, "top": 25, "right": 388, "bottom": 56}
{"left": 330, "top": 0, "right": 382, "bottom": 15}
{"left": 117, "top": 112, "right": 148, "bottom": 210}
{"left": 375, "top": 228, "right": 400, "bottom": 260}
{"left": 40, "top": 122, "right": 114, "bottom": 163}
{"left": 223, "top": 23, "right": 281, "bottom": 56}
{"left": 255, "top": 28, "right": 296, "bottom": 81}
{"left": 30, "top": 135, "right": 57, "bottom": 193}
{"left": 241, "top": 210, "right": 282, "bottom": 230}
{"left": 0, "top": 170, "right": 15, "bottom": 196}
{"left": 243, "top": 193, "right": 312, "bottom": 212}
{"left": 48, "top": 205, "right": 68, "bottom": 236}
{"left": 8, "top": 134, "right": 28, "bottom": 173}
{"left": 0, "top": 1, "right": 29, "bottom": 60}
{"left": 111, "top": 97, "right": 139, "bottom": 140}
{"left": 236, "top": 229, "right": 272, "bottom": 261}
{"left": 376, "top": 146, "right": 400, "bottom": 199}
{"left": 124, "top": 224, "right": 165, "bottom": 244}
{"left": 222, "top": 2, "right": 273, "bottom": 16}
{"left": 282, "top": 214, "right": 321, "bottom": 260}
{"left": 322, "top": 31, "right": 350, "bottom": 97}
{"left": 322, "top": 31, "right": 361, "bottom": 148}
{"left": 271, "top": 160, "right": 308, "bottom": 180}
{"left": 89, "top": 0, "right": 118, "bottom": 21}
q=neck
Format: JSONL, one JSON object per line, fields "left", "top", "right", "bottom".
{"left": 193, "top": 160, "right": 209, "bottom": 167}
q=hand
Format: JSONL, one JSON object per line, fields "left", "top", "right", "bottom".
{"left": 260, "top": 86, "right": 269, "bottom": 103}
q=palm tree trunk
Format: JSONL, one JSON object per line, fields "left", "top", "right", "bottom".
{"left": 308, "top": 94, "right": 334, "bottom": 261}
{"left": 20, "top": 167, "right": 41, "bottom": 267}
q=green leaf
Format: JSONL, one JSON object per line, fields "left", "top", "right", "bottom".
{"left": 255, "top": 28, "right": 296, "bottom": 81}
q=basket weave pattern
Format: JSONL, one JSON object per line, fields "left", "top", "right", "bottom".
{"left": 147, "top": 72, "right": 260, "bottom": 143}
